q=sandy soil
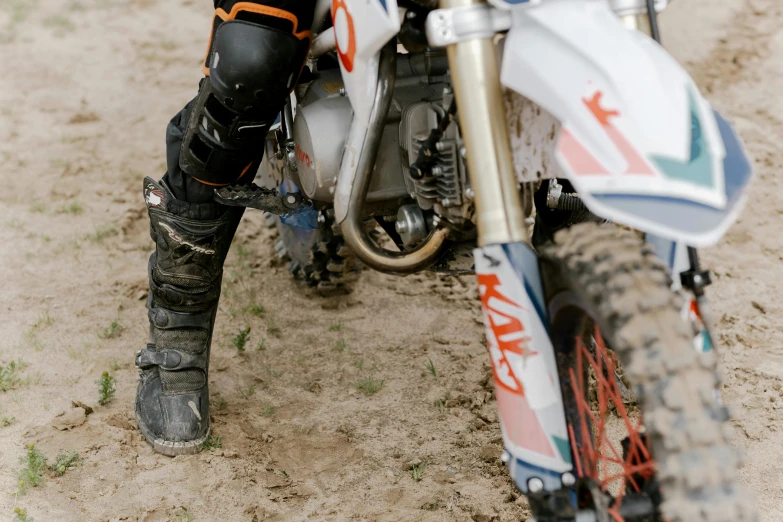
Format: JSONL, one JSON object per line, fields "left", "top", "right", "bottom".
{"left": 0, "top": 0, "right": 781, "bottom": 520}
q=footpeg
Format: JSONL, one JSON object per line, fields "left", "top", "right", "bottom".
{"left": 214, "top": 183, "right": 303, "bottom": 215}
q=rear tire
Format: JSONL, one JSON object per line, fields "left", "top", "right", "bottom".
{"left": 539, "top": 223, "right": 757, "bottom": 522}
{"left": 272, "top": 211, "right": 360, "bottom": 297}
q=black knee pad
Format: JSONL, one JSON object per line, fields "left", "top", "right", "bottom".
{"left": 180, "top": 20, "right": 310, "bottom": 186}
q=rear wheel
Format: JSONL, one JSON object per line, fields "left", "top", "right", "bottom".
{"left": 271, "top": 211, "right": 360, "bottom": 296}
{"left": 538, "top": 223, "right": 756, "bottom": 522}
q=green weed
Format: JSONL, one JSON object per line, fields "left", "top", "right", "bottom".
{"left": 355, "top": 376, "right": 384, "bottom": 396}
{"left": 231, "top": 327, "right": 251, "bottom": 352}
{"left": 13, "top": 507, "right": 32, "bottom": 522}
{"left": 22, "top": 331, "right": 45, "bottom": 351}
{"left": 98, "top": 318, "right": 123, "bottom": 339}
{"left": 16, "top": 444, "right": 47, "bottom": 494}
{"left": 202, "top": 435, "right": 223, "bottom": 451}
{"left": 95, "top": 371, "right": 116, "bottom": 405}
{"left": 1, "top": 416, "right": 16, "bottom": 427}
{"left": 87, "top": 225, "right": 117, "bottom": 243}
{"left": 28, "top": 202, "right": 45, "bottom": 213}
{"left": 50, "top": 450, "right": 79, "bottom": 476}
{"left": 426, "top": 358, "right": 437, "bottom": 378}
{"left": 239, "top": 384, "right": 256, "bottom": 400}
{"left": 213, "top": 397, "right": 227, "bottom": 411}
{"left": 109, "top": 359, "right": 129, "bottom": 372}
{"left": 32, "top": 310, "right": 54, "bottom": 330}
{"left": 42, "top": 15, "right": 75, "bottom": 32}
{"left": 334, "top": 339, "right": 347, "bottom": 352}
{"left": 266, "top": 318, "right": 281, "bottom": 337}
{"left": 261, "top": 403, "right": 276, "bottom": 417}
{"left": 247, "top": 302, "right": 265, "bottom": 317}
{"left": 256, "top": 338, "right": 267, "bottom": 351}
{"left": 354, "top": 358, "right": 364, "bottom": 371}
{"left": 57, "top": 200, "right": 84, "bottom": 215}
{"left": 0, "top": 360, "right": 25, "bottom": 392}
{"left": 421, "top": 497, "right": 440, "bottom": 511}
{"left": 412, "top": 462, "right": 427, "bottom": 482}
{"left": 329, "top": 321, "right": 343, "bottom": 332}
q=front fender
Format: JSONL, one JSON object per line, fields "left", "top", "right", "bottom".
{"left": 501, "top": 0, "right": 752, "bottom": 246}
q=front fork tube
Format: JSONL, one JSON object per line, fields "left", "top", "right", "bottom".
{"left": 440, "top": 0, "right": 574, "bottom": 494}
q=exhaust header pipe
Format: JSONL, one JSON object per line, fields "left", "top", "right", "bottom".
{"left": 338, "top": 42, "right": 449, "bottom": 275}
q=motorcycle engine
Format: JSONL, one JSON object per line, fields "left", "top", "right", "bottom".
{"left": 291, "top": 52, "right": 471, "bottom": 245}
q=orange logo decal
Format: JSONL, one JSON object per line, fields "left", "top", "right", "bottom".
{"left": 478, "top": 274, "right": 536, "bottom": 396}
{"left": 295, "top": 144, "right": 312, "bottom": 169}
{"left": 332, "top": 0, "right": 356, "bottom": 73}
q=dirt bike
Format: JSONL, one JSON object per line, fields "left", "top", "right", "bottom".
{"left": 214, "top": 0, "right": 757, "bottom": 519}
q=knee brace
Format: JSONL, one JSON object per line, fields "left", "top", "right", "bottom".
{"left": 180, "top": 19, "right": 311, "bottom": 186}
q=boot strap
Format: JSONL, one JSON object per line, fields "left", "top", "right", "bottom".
{"left": 148, "top": 306, "right": 213, "bottom": 330}
{"left": 135, "top": 345, "right": 207, "bottom": 372}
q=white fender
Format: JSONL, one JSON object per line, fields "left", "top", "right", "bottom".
{"left": 501, "top": 0, "right": 750, "bottom": 246}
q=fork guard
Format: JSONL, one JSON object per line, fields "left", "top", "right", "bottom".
{"left": 500, "top": 0, "right": 752, "bottom": 246}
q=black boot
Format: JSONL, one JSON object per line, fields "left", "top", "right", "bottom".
{"left": 135, "top": 177, "right": 242, "bottom": 456}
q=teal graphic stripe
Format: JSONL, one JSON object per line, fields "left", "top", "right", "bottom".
{"left": 650, "top": 89, "right": 715, "bottom": 189}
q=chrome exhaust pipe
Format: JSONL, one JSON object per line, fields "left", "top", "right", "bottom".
{"left": 339, "top": 42, "right": 449, "bottom": 275}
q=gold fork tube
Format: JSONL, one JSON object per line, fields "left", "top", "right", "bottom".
{"left": 440, "top": 0, "right": 528, "bottom": 247}
{"left": 619, "top": 13, "right": 652, "bottom": 36}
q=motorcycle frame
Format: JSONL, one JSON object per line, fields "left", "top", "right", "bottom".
{"left": 325, "top": 0, "right": 751, "bottom": 504}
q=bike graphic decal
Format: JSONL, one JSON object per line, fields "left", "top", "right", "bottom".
{"left": 475, "top": 244, "right": 572, "bottom": 491}
{"left": 332, "top": 0, "right": 356, "bottom": 73}
{"left": 650, "top": 90, "right": 715, "bottom": 189}
{"left": 557, "top": 87, "right": 727, "bottom": 211}
{"left": 583, "top": 91, "right": 657, "bottom": 177}
{"left": 681, "top": 298, "right": 713, "bottom": 353}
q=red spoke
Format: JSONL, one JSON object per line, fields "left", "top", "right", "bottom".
{"left": 568, "top": 327, "right": 657, "bottom": 522}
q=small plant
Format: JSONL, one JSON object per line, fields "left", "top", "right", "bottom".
{"left": 426, "top": 358, "right": 437, "bottom": 378}
{"left": 29, "top": 201, "right": 46, "bottom": 213}
{"left": 98, "top": 318, "right": 123, "bottom": 339}
{"left": 329, "top": 321, "right": 343, "bottom": 332}
{"left": 32, "top": 310, "right": 54, "bottom": 330}
{"left": 256, "top": 338, "right": 267, "bottom": 351}
{"left": 13, "top": 507, "right": 32, "bottom": 522}
{"left": 334, "top": 339, "right": 347, "bottom": 352}
{"left": 213, "top": 397, "right": 227, "bottom": 411}
{"left": 421, "top": 498, "right": 440, "bottom": 511}
{"left": 231, "top": 327, "right": 251, "bottom": 352}
{"left": 50, "top": 450, "right": 80, "bottom": 476}
{"left": 57, "top": 200, "right": 84, "bottom": 215}
{"left": 412, "top": 462, "right": 427, "bottom": 482}
{"left": 172, "top": 507, "right": 195, "bottom": 522}
{"left": 247, "top": 303, "right": 265, "bottom": 317}
{"left": 87, "top": 225, "right": 117, "bottom": 243}
{"left": 239, "top": 384, "right": 256, "bottom": 400}
{"left": 202, "top": 435, "right": 223, "bottom": 451}
{"left": 261, "top": 402, "right": 277, "bottom": 417}
{"left": 0, "top": 360, "right": 25, "bottom": 392}
{"left": 1, "top": 416, "right": 16, "bottom": 427}
{"left": 95, "top": 371, "right": 116, "bottom": 405}
{"left": 354, "top": 358, "right": 364, "bottom": 371}
{"left": 16, "top": 444, "right": 48, "bottom": 494}
{"left": 266, "top": 318, "right": 281, "bottom": 337}
{"left": 355, "top": 376, "right": 384, "bottom": 396}
{"left": 22, "top": 331, "right": 45, "bottom": 351}
{"left": 43, "top": 14, "right": 76, "bottom": 32}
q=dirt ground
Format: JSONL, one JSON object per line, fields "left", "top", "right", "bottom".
{"left": 0, "top": 0, "right": 781, "bottom": 520}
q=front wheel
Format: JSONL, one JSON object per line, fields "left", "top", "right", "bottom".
{"left": 538, "top": 223, "right": 756, "bottom": 522}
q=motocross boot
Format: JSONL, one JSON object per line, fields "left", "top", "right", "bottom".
{"left": 135, "top": 176, "right": 242, "bottom": 456}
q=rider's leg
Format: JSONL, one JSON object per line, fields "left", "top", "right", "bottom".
{"left": 135, "top": 0, "right": 316, "bottom": 456}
